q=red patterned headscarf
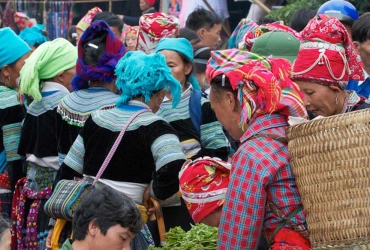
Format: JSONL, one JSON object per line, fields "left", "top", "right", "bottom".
{"left": 179, "top": 157, "right": 231, "bottom": 223}
{"left": 292, "top": 14, "right": 363, "bottom": 88}
{"left": 137, "top": 12, "right": 179, "bottom": 54}
{"left": 14, "top": 12, "right": 35, "bottom": 31}
{"left": 206, "top": 49, "right": 307, "bottom": 127}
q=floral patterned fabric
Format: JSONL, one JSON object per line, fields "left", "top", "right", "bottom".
{"left": 137, "top": 12, "right": 179, "bottom": 54}
{"left": 179, "top": 157, "right": 231, "bottom": 223}
{"left": 76, "top": 6, "right": 102, "bottom": 32}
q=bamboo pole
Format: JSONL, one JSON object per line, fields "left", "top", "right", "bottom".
{"left": 251, "top": 0, "right": 271, "bottom": 14}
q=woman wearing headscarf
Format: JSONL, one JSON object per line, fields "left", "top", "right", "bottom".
{"left": 56, "top": 20, "right": 124, "bottom": 169}
{"left": 137, "top": 12, "right": 179, "bottom": 54}
{"left": 57, "top": 50, "right": 186, "bottom": 248}
{"left": 0, "top": 28, "right": 31, "bottom": 218}
{"left": 156, "top": 38, "right": 229, "bottom": 161}
{"left": 292, "top": 14, "right": 369, "bottom": 118}
{"left": 206, "top": 49, "right": 309, "bottom": 249}
{"left": 123, "top": 25, "right": 139, "bottom": 51}
{"left": 12, "top": 38, "right": 77, "bottom": 250}
{"left": 46, "top": 20, "right": 125, "bottom": 249}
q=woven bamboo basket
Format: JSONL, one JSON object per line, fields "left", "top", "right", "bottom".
{"left": 286, "top": 108, "right": 370, "bottom": 249}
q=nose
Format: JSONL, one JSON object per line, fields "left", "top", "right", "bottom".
{"left": 122, "top": 242, "right": 131, "bottom": 250}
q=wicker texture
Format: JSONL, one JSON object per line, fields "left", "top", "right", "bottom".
{"left": 286, "top": 109, "right": 370, "bottom": 249}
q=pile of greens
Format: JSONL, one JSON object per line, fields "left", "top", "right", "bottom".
{"left": 148, "top": 223, "right": 218, "bottom": 250}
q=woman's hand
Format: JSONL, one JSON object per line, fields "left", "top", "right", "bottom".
{"left": 45, "top": 227, "right": 54, "bottom": 250}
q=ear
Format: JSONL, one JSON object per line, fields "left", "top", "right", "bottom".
{"left": 328, "top": 85, "right": 341, "bottom": 92}
{"left": 224, "top": 91, "right": 239, "bottom": 112}
{"left": 1, "top": 65, "right": 10, "bottom": 78}
{"left": 55, "top": 71, "right": 65, "bottom": 84}
{"left": 197, "top": 28, "right": 206, "bottom": 40}
{"left": 352, "top": 41, "right": 361, "bottom": 54}
{"left": 88, "top": 221, "right": 99, "bottom": 236}
{"left": 184, "top": 63, "right": 192, "bottom": 76}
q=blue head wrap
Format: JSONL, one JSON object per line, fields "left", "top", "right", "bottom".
{"left": 19, "top": 25, "right": 48, "bottom": 47}
{"left": 155, "top": 38, "right": 201, "bottom": 91}
{"left": 0, "top": 28, "right": 31, "bottom": 69}
{"left": 115, "top": 51, "right": 182, "bottom": 108}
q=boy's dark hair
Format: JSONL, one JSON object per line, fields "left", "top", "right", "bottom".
{"left": 185, "top": 7, "right": 223, "bottom": 31}
{"left": 72, "top": 186, "right": 142, "bottom": 241}
{"left": 290, "top": 8, "right": 316, "bottom": 32}
{"left": 352, "top": 12, "right": 370, "bottom": 43}
{"left": 92, "top": 12, "right": 123, "bottom": 33}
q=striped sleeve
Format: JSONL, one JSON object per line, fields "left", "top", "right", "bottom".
{"left": 150, "top": 132, "right": 186, "bottom": 200}
{"left": 151, "top": 134, "right": 186, "bottom": 171}
{"left": 200, "top": 121, "right": 229, "bottom": 150}
{"left": 2, "top": 122, "right": 22, "bottom": 161}
{"left": 63, "top": 135, "right": 85, "bottom": 174}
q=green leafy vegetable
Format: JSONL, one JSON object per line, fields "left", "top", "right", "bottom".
{"left": 148, "top": 223, "right": 218, "bottom": 250}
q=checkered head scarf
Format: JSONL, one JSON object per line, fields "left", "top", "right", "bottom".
{"left": 206, "top": 49, "right": 307, "bottom": 127}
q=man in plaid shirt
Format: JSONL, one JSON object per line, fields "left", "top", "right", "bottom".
{"left": 206, "top": 49, "right": 310, "bottom": 249}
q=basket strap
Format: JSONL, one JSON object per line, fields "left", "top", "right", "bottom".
{"left": 267, "top": 201, "right": 309, "bottom": 245}
{"left": 92, "top": 109, "right": 150, "bottom": 186}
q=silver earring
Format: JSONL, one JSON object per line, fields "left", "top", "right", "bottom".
{"left": 155, "top": 97, "right": 163, "bottom": 107}
{"left": 335, "top": 96, "right": 338, "bottom": 105}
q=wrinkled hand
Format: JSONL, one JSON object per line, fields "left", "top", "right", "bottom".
{"left": 46, "top": 227, "right": 54, "bottom": 250}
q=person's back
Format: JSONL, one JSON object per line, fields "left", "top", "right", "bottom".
{"left": 185, "top": 7, "right": 222, "bottom": 50}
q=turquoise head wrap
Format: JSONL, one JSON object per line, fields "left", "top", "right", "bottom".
{"left": 115, "top": 51, "right": 182, "bottom": 108}
{"left": 19, "top": 25, "right": 48, "bottom": 47}
{"left": 155, "top": 38, "right": 201, "bottom": 91}
{"left": 0, "top": 27, "right": 31, "bottom": 69}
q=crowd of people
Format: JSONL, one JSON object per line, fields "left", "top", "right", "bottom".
{"left": 0, "top": 0, "right": 370, "bottom": 249}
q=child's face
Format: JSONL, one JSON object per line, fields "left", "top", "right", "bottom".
{"left": 126, "top": 33, "right": 138, "bottom": 51}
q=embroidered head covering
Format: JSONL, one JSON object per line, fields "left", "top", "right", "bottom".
{"left": 20, "top": 38, "right": 77, "bottom": 101}
{"left": 228, "top": 18, "right": 302, "bottom": 51}
{"left": 14, "top": 12, "right": 35, "bottom": 31}
{"left": 115, "top": 50, "right": 181, "bottom": 108}
{"left": 122, "top": 25, "right": 139, "bottom": 43}
{"left": 292, "top": 14, "right": 363, "bottom": 89}
{"left": 19, "top": 25, "right": 48, "bottom": 47}
{"left": 137, "top": 12, "right": 179, "bottom": 54}
{"left": 71, "top": 20, "right": 126, "bottom": 91}
{"left": 156, "top": 38, "right": 201, "bottom": 90}
{"left": 0, "top": 27, "right": 31, "bottom": 69}
{"left": 76, "top": 7, "right": 102, "bottom": 32}
{"left": 206, "top": 49, "right": 307, "bottom": 126}
{"left": 179, "top": 157, "right": 231, "bottom": 223}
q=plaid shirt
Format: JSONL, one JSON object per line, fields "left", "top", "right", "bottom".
{"left": 218, "top": 113, "right": 306, "bottom": 249}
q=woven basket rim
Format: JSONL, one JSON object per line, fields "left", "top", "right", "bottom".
{"left": 286, "top": 108, "right": 370, "bottom": 140}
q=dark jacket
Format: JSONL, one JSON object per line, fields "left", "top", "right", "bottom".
{"left": 123, "top": 7, "right": 156, "bottom": 26}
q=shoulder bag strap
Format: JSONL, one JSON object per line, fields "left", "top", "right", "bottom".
{"left": 92, "top": 109, "right": 150, "bottom": 186}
